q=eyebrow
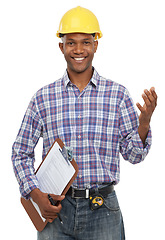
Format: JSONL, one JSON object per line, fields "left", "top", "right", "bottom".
{"left": 66, "top": 38, "right": 92, "bottom": 41}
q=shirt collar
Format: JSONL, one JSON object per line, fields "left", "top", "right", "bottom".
{"left": 62, "top": 67, "right": 100, "bottom": 91}
{"left": 91, "top": 67, "right": 100, "bottom": 87}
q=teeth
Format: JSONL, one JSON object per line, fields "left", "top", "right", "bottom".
{"left": 74, "top": 57, "right": 85, "bottom": 61}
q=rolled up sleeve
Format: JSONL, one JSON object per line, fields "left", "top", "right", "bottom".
{"left": 119, "top": 89, "right": 152, "bottom": 164}
{"left": 11, "top": 95, "right": 42, "bottom": 199}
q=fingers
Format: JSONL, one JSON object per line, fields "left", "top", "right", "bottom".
{"left": 136, "top": 102, "right": 144, "bottom": 113}
{"left": 51, "top": 194, "right": 65, "bottom": 202}
{"left": 46, "top": 215, "right": 58, "bottom": 223}
{"left": 47, "top": 218, "right": 55, "bottom": 223}
{"left": 137, "top": 87, "right": 157, "bottom": 127}
{"left": 42, "top": 203, "right": 62, "bottom": 219}
{"left": 48, "top": 194, "right": 65, "bottom": 208}
{"left": 150, "top": 87, "right": 157, "bottom": 106}
{"left": 40, "top": 193, "right": 65, "bottom": 220}
{"left": 143, "top": 89, "right": 153, "bottom": 104}
{"left": 142, "top": 91, "right": 152, "bottom": 107}
{"left": 145, "top": 87, "right": 157, "bottom": 108}
{"left": 137, "top": 87, "right": 157, "bottom": 110}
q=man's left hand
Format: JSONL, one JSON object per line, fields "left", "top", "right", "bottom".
{"left": 136, "top": 87, "right": 157, "bottom": 144}
{"left": 136, "top": 87, "right": 157, "bottom": 128}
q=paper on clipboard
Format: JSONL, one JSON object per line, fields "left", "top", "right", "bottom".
{"left": 31, "top": 141, "right": 75, "bottom": 220}
{"left": 36, "top": 141, "right": 75, "bottom": 194}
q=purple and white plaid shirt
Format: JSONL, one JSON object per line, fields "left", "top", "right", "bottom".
{"left": 12, "top": 68, "right": 152, "bottom": 199}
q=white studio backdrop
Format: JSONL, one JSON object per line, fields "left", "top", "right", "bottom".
{"left": 0, "top": 0, "right": 164, "bottom": 239}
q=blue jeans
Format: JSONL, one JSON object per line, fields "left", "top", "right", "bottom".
{"left": 38, "top": 190, "right": 125, "bottom": 240}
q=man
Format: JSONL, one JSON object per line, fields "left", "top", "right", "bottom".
{"left": 12, "top": 6, "right": 157, "bottom": 240}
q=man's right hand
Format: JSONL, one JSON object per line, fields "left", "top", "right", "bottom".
{"left": 30, "top": 188, "right": 65, "bottom": 223}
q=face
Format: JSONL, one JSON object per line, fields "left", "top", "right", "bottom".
{"left": 59, "top": 33, "right": 98, "bottom": 74}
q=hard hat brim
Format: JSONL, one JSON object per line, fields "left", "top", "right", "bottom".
{"left": 56, "top": 31, "right": 103, "bottom": 40}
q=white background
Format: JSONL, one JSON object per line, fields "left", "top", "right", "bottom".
{"left": 0, "top": 0, "right": 164, "bottom": 239}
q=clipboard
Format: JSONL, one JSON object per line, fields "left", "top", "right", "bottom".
{"left": 21, "top": 138, "right": 78, "bottom": 232}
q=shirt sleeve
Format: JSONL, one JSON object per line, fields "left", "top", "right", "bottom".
{"left": 11, "top": 95, "right": 42, "bottom": 199}
{"left": 119, "top": 88, "right": 152, "bottom": 164}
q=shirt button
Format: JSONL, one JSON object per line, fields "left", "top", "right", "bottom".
{"left": 79, "top": 175, "right": 82, "bottom": 178}
{"left": 78, "top": 135, "right": 81, "bottom": 139}
{"left": 78, "top": 115, "right": 81, "bottom": 118}
{"left": 78, "top": 155, "right": 81, "bottom": 159}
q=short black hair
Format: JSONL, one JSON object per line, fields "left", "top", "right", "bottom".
{"left": 59, "top": 33, "right": 96, "bottom": 38}
{"left": 59, "top": 33, "right": 65, "bottom": 38}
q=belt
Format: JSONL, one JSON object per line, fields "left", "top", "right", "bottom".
{"left": 67, "top": 183, "right": 114, "bottom": 199}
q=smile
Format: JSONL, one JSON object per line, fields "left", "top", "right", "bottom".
{"left": 74, "top": 57, "right": 85, "bottom": 61}
{"left": 71, "top": 57, "right": 87, "bottom": 62}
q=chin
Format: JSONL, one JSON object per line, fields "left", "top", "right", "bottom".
{"left": 70, "top": 64, "right": 92, "bottom": 74}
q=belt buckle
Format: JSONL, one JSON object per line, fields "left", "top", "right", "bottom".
{"left": 71, "top": 188, "right": 90, "bottom": 199}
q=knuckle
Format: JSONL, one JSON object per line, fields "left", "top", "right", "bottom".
{"left": 146, "top": 102, "right": 151, "bottom": 107}
{"left": 42, "top": 209, "right": 47, "bottom": 215}
{"left": 140, "top": 108, "right": 145, "bottom": 113}
{"left": 55, "top": 206, "right": 61, "bottom": 213}
{"left": 43, "top": 206, "right": 51, "bottom": 214}
{"left": 58, "top": 205, "right": 62, "bottom": 211}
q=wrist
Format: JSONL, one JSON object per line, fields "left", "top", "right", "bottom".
{"left": 138, "top": 123, "right": 150, "bottom": 131}
{"left": 30, "top": 188, "right": 43, "bottom": 204}
{"left": 138, "top": 124, "right": 149, "bottom": 145}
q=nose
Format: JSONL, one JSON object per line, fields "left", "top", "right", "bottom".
{"left": 73, "top": 43, "right": 84, "bottom": 55}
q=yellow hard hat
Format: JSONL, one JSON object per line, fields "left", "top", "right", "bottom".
{"left": 56, "top": 6, "right": 103, "bottom": 40}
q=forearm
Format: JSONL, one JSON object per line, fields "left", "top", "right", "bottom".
{"left": 138, "top": 124, "right": 150, "bottom": 145}
{"left": 12, "top": 144, "right": 39, "bottom": 199}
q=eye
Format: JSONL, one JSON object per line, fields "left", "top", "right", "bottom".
{"left": 67, "top": 41, "right": 75, "bottom": 46}
{"left": 84, "top": 41, "right": 90, "bottom": 45}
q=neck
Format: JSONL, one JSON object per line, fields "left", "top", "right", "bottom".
{"left": 67, "top": 66, "right": 94, "bottom": 92}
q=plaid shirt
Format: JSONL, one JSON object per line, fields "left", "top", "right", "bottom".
{"left": 12, "top": 68, "right": 152, "bottom": 199}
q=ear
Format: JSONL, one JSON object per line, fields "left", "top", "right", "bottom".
{"left": 59, "top": 42, "right": 64, "bottom": 54}
{"left": 94, "top": 40, "right": 98, "bottom": 53}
